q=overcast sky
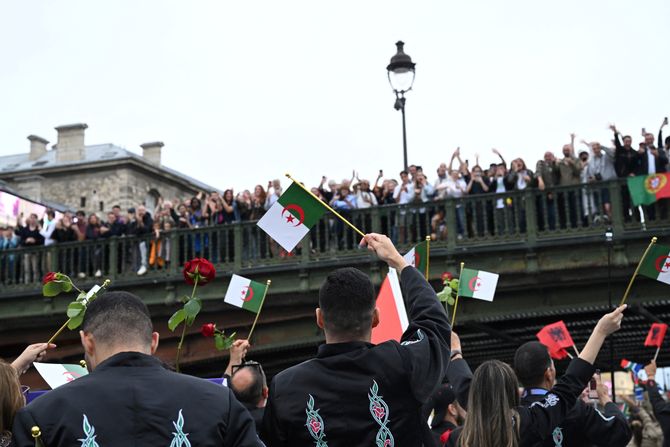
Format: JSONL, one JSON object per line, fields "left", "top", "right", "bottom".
{"left": 1, "top": 0, "right": 668, "bottom": 192}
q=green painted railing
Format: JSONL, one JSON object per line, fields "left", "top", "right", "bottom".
{"left": 0, "top": 179, "right": 665, "bottom": 294}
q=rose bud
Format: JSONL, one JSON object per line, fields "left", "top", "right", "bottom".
{"left": 201, "top": 323, "right": 216, "bottom": 338}
{"left": 43, "top": 272, "right": 58, "bottom": 285}
{"left": 183, "top": 258, "right": 216, "bottom": 286}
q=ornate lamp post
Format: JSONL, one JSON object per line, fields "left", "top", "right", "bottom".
{"left": 386, "top": 41, "right": 416, "bottom": 170}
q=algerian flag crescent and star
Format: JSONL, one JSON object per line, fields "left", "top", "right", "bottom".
{"left": 458, "top": 267, "right": 499, "bottom": 302}
{"left": 257, "top": 182, "right": 326, "bottom": 252}
{"left": 224, "top": 274, "right": 268, "bottom": 314}
{"left": 403, "top": 240, "right": 428, "bottom": 277}
{"left": 639, "top": 244, "right": 670, "bottom": 285}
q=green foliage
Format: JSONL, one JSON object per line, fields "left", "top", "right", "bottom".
{"left": 168, "top": 309, "right": 187, "bottom": 331}
{"left": 214, "top": 331, "right": 237, "bottom": 351}
{"left": 437, "top": 278, "right": 459, "bottom": 305}
{"left": 42, "top": 274, "right": 73, "bottom": 297}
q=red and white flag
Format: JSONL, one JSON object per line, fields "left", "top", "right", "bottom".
{"left": 371, "top": 268, "right": 408, "bottom": 344}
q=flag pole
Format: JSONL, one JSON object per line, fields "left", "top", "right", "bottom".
{"left": 572, "top": 345, "right": 580, "bottom": 357}
{"left": 247, "top": 280, "right": 271, "bottom": 341}
{"left": 451, "top": 262, "right": 465, "bottom": 327}
{"left": 31, "top": 426, "right": 45, "bottom": 447}
{"left": 653, "top": 345, "right": 661, "bottom": 363}
{"left": 285, "top": 173, "right": 365, "bottom": 238}
{"left": 425, "top": 236, "right": 430, "bottom": 280}
{"left": 566, "top": 351, "right": 574, "bottom": 360}
{"left": 620, "top": 237, "right": 657, "bottom": 306}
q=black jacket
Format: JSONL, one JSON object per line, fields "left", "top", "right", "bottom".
{"left": 447, "top": 357, "right": 604, "bottom": 447}
{"left": 260, "top": 266, "right": 451, "bottom": 446}
{"left": 613, "top": 133, "right": 640, "bottom": 177}
{"left": 636, "top": 145, "right": 669, "bottom": 175}
{"left": 12, "top": 352, "right": 262, "bottom": 446}
{"left": 644, "top": 380, "right": 670, "bottom": 447}
{"left": 520, "top": 388, "right": 631, "bottom": 446}
{"left": 431, "top": 420, "right": 457, "bottom": 447}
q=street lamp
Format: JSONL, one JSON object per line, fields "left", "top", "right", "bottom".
{"left": 387, "top": 41, "right": 416, "bottom": 171}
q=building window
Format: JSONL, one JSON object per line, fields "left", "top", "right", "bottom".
{"left": 99, "top": 201, "right": 104, "bottom": 212}
{"left": 80, "top": 196, "right": 86, "bottom": 208}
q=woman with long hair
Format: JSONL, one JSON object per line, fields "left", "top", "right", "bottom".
{"left": 447, "top": 305, "right": 626, "bottom": 447}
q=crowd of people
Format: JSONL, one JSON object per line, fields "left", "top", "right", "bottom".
{"left": 2, "top": 233, "right": 670, "bottom": 446}
{"left": 1, "top": 119, "right": 668, "bottom": 284}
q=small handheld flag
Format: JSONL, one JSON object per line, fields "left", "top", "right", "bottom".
{"left": 537, "top": 321, "right": 578, "bottom": 358}
{"left": 644, "top": 323, "right": 668, "bottom": 348}
{"left": 371, "top": 268, "right": 408, "bottom": 344}
{"left": 34, "top": 362, "right": 88, "bottom": 389}
{"left": 403, "top": 238, "right": 430, "bottom": 279}
{"left": 224, "top": 274, "right": 269, "bottom": 314}
{"left": 620, "top": 237, "right": 658, "bottom": 306}
{"left": 639, "top": 244, "right": 670, "bottom": 286}
{"left": 457, "top": 268, "right": 499, "bottom": 302}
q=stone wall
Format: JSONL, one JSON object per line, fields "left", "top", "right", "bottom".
{"left": 7, "top": 164, "right": 200, "bottom": 216}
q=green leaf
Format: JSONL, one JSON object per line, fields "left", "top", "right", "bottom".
{"left": 446, "top": 295, "right": 456, "bottom": 306}
{"left": 168, "top": 309, "right": 186, "bottom": 331}
{"left": 42, "top": 281, "right": 62, "bottom": 297}
{"left": 449, "top": 279, "right": 459, "bottom": 291}
{"left": 214, "top": 333, "right": 225, "bottom": 350}
{"left": 67, "top": 313, "right": 85, "bottom": 330}
{"left": 184, "top": 298, "right": 202, "bottom": 318}
{"left": 62, "top": 281, "right": 73, "bottom": 293}
{"left": 67, "top": 302, "right": 85, "bottom": 318}
{"left": 75, "top": 291, "right": 87, "bottom": 302}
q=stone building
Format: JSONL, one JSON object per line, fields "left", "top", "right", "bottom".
{"left": 0, "top": 123, "right": 215, "bottom": 214}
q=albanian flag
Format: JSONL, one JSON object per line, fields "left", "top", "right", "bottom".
{"left": 644, "top": 323, "right": 668, "bottom": 348}
{"left": 537, "top": 321, "right": 575, "bottom": 359}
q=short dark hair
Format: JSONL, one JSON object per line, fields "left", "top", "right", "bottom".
{"left": 513, "top": 341, "right": 552, "bottom": 388}
{"left": 399, "top": 170, "right": 408, "bottom": 176}
{"left": 231, "top": 363, "right": 266, "bottom": 406}
{"left": 82, "top": 291, "right": 153, "bottom": 347}
{"left": 319, "top": 267, "right": 375, "bottom": 338}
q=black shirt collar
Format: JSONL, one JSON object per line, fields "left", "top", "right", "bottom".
{"left": 317, "top": 341, "right": 373, "bottom": 358}
{"left": 94, "top": 351, "right": 165, "bottom": 371}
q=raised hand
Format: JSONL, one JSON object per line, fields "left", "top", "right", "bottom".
{"left": 11, "top": 343, "right": 56, "bottom": 375}
{"left": 645, "top": 359, "right": 657, "bottom": 379}
{"left": 595, "top": 304, "right": 626, "bottom": 337}
{"left": 360, "top": 233, "right": 407, "bottom": 271}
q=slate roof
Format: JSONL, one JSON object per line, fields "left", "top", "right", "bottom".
{"left": 0, "top": 143, "right": 216, "bottom": 192}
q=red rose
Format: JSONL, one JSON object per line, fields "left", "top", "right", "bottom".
{"left": 309, "top": 418, "right": 321, "bottom": 434}
{"left": 201, "top": 323, "right": 216, "bottom": 337}
{"left": 183, "top": 258, "right": 216, "bottom": 286}
{"left": 43, "top": 272, "right": 58, "bottom": 285}
{"left": 441, "top": 272, "right": 453, "bottom": 282}
{"left": 373, "top": 404, "right": 385, "bottom": 420}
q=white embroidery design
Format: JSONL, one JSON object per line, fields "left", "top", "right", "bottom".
{"left": 400, "top": 329, "right": 425, "bottom": 346}
{"left": 552, "top": 427, "right": 563, "bottom": 447}
{"left": 531, "top": 393, "right": 560, "bottom": 408}
{"left": 170, "top": 409, "right": 191, "bottom": 447}
{"left": 305, "top": 395, "right": 328, "bottom": 446}
{"left": 369, "top": 380, "right": 394, "bottom": 447}
{"left": 78, "top": 415, "right": 100, "bottom": 447}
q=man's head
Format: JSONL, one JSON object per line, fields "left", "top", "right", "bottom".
{"left": 408, "top": 164, "right": 417, "bottom": 177}
{"left": 316, "top": 267, "right": 378, "bottom": 342}
{"left": 562, "top": 144, "right": 572, "bottom": 157}
{"left": 543, "top": 151, "right": 555, "bottom": 163}
{"left": 645, "top": 133, "right": 655, "bottom": 146}
{"left": 623, "top": 135, "right": 633, "bottom": 147}
{"left": 579, "top": 151, "right": 589, "bottom": 163}
{"left": 513, "top": 341, "right": 555, "bottom": 389}
{"left": 230, "top": 361, "right": 268, "bottom": 408}
{"left": 430, "top": 384, "right": 466, "bottom": 428}
{"left": 399, "top": 171, "right": 409, "bottom": 184}
{"left": 80, "top": 291, "right": 159, "bottom": 370}
{"left": 107, "top": 212, "right": 116, "bottom": 224}
{"left": 112, "top": 205, "right": 121, "bottom": 217}
{"left": 591, "top": 142, "right": 602, "bottom": 156}
{"left": 437, "top": 163, "right": 447, "bottom": 178}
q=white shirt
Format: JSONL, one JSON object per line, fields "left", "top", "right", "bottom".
{"left": 648, "top": 148, "right": 656, "bottom": 175}
{"left": 445, "top": 177, "right": 466, "bottom": 199}
{"left": 394, "top": 183, "right": 413, "bottom": 205}
{"left": 495, "top": 177, "right": 506, "bottom": 209}
{"left": 355, "top": 190, "right": 378, "bottom": 209}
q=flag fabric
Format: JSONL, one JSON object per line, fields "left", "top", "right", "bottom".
{"left": 639, "top": 244, "right": 670, "bottom": 285}
{"left": 620, "top": 359, "right": 643, "bottom": 376}
{"left": 224, "top": 274, "right": 268, "bottom": 314}
{"left": 537, "top": 321, "right": 575, "bottom": 357}
{"left": 547, "top": 346, "right": 570, "bottom": 361}
{"left": 371, "top": 268, "right": 408, "bottom": 344}
{"left": 457, "top": 268, "right": 499, "bottom": 301}
{"left": 33, "top": 362, "right": 88, "bottom": 389}
{"left": 627, "top": 173, "right": 670, "bottom": 206}
{"left": 403, "top": 240, "right": 428, "bottom": 277}
{"left": 257, "top": 182, "right": 327, "bottom": 252}
{"left": 644, "top": 323, "right": 668, "bottom": 348}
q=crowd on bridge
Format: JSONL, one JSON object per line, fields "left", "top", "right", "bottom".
{"left": 1, "top": 119, "right": 669, "bottom": 284}
{"left": 2, "top": 233, "right": 669, "bottom": 446}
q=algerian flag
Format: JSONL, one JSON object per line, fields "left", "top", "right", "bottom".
{"left": 257, "top": 182, "right": 327, "bottom": 252}
{"left": 639, "top": 244, "right": 670, "bottom": 285}
{"left": 458, "top": 268, "right": 499, "bottom": 301}
{"left": 403, "top": 240, "right": 428, "bottom": 277}
{"left": 224, "top": 274, "right": 268, "bottom": 314}
{"left": 34, "top": 362, "right": 88, "bottom": 389}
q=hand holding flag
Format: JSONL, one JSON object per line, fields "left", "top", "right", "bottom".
{"left": 644, "top": 322, "right": 668, "bottom": 362}
{"left": 361, "top": 233, "right": 409, "bottom": 272}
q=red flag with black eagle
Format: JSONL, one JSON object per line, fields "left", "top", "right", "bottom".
{"left": 644, "top": 323, "right": 668, "bottom": 348}
{"left": 537, "top": 321, "right": 574, "bottom": 360}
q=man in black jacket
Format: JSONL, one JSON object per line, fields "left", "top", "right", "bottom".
{"left": 643, "top": 360, "right": 670, "bottom": 447}
{"left": 428, "top": 384, "right": 464, "bottom": 446}
{"left": 514, "top": 341, "right": 631, "bottom": 447}
{"left": 261, "top": 233, "right": 451, "bottom": 446}
{"left": 12, "top": 291, "right": 261, "bottom": 446}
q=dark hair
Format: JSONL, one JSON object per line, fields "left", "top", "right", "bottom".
{"left": 231, "top": 362, "right": 266, "bottom": 406}
{"left": 665, "top": 136, "right": 670, "bottom": 147}
{"left": 318, "top": 267, "right": 375, "bottom": 338}
{"left": 513, "top": 341, "right": 552, "bottom": 388}
{"left": 399, "top": 170, "right": 408, "bottom": 176}
{"left": 429, "top": 383, "right": 456, "bottom": 429}
{"left": 82, "top": 291, "right": 153, "bottom": 347}
{"left": 623, "top": 135, "right": 632, "bottom": 141}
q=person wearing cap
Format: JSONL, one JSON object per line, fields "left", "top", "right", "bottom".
{"left": 428, "top": 383, "right": 465, "bottom": 446}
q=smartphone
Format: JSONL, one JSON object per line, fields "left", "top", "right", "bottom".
{"left": 588, "top": 369, "right": 600, "bottom": 399}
